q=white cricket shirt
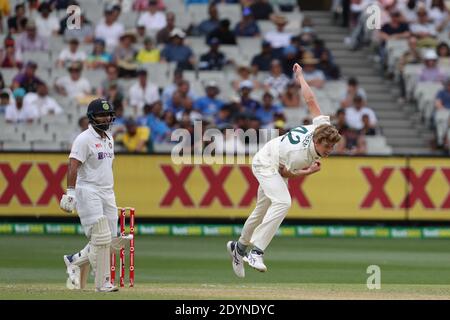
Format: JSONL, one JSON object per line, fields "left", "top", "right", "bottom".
{"left": 253, "top": 115, "right": 330, "bottom": 175}
{"left": 69, "top": 124, "right": 115, "bottom": 190}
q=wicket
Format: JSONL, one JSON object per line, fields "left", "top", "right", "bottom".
{"left": 111, "top": 207, "right": 135, "bottom": 287}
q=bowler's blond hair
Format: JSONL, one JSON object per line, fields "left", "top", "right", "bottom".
{"left": 313, "top": 124, "right": 341, "bottom": 145}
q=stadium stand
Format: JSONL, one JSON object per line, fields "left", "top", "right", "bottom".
{"left": 0, "top": 0, "right": 417, "bottom": 156}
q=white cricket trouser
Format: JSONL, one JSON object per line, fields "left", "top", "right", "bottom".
{"left": 239, "top": 166, "right": 291, "bottom": 251}
{"left": 75, "top": 186, "right": 118, "bottom": 238}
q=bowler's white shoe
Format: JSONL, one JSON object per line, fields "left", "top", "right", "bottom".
{"left": 96, "top": 281, "right": 119, "bottom": 293}
{"left": 226, "top": 241, "right": 245, "bottom": 278}
{"left": 244, "top": 251, "right": 267, "bottom": 272}
{"left": 64, "top": 254, "right": 80, "bottom": 290}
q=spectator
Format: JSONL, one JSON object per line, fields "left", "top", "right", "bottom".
{"left": 169, "top": 80, "right": 195, "bottom": 114}
{"left": 280, "top": 81, "right": 302, "bottom": 108}
{"left": 54, "top": 61, "right": 92, "bottom": 99}
{"left": 137, "top": 103, "right": 153, "bottom": 126}
{"left": 215, "top": 103, "right": 233, "bottom": 126}
{"left": 333, "top": 108, "right": 350, "bottom": 135}
{"left": 23, "top": 82, "right": 63, "bottom": 118}
{"left": 0, "top": 90, "right": 11, "bottom": 115}
{"left": 133, "top": 0, "right": 166, "bottom": 11}
{"left": 5, "top": 88, "right": 37, "bottom": 123}
{"left": 196, "top": 3, "right": 220, "bottom": 36}
{"left": 433, "top": 78, "right": 450, "bottom": 148}
{"left": 300, "top": 51, "right": 326, "bottom": 89}
{"left": 255, "top": 90, "right": 283, "bottom": 128}
{"left": 429, "top": 0, "right": 448, "bottom": 27}
{"left": 99, "top": 64, "right": 124, "bottom": 97}
{"left": 234, "top": 7, "right": 260, "bottom": 37}
{"left": 16, "top": 19, "right": 49, "bottom": 53}
{"left": 117, "top": 118, "right": 151, "bottom": 153}
{"left": 198, "top": 37, "right": 228, "bottom": 70}
{"left": 317, "top": 50, "right": 341, "bottom": 80}
{"left": 135, "top": 21, "right": 147, "bottom": 43}
{"left": 156, "top": 11, "right": 176, "bottom": 45}
{"left": 345, "top": 95, "right": 377, "bottom": 130}
{"left": 418, "top": 49, "right": 446, "bottom": 82}
{"left": 7, "top": 3, "right": 27, "bottom": 34}
{"left": 194, "top": 80, "right": 224, "bottom": 118}
{"left": 35, "top": 1, "right": 59, "bottom": 39}
{"left": 281, "top": 44, "right": 302, "bottom": 77}
{"left": 436, "top": 41, "right": 450, "bottom": 66}
{"left": 239, "top": 80, "right": 261, "bottom": 113}
{"left": 232, "top": 65, "right": 261, "bottom": 91}
{"left": 410, "top": 6, "right": 438, "bottom": 48}
{"left": 12, "top": 61, "right": 44, "bottom": 93}
{"left": 263, "top": 59, "right": 290, "bottom": 97}
{"left": 175, "top": 97, "right": 202, "bottom": 123}
{"left": 251, "top": 40, "right": 276, "bottom": 74}
{"left": 160, "top": 28, "right": 195, "bottom": 70}
{"left": 137, "top": 0, "right": 167, "bottom": 34}
{"left": 147, "top": 100, "right": 172, "bottom": 143}
{"left": 397, "top": 35, "right": 422, "bottom": 102}
{"left": 377, "top": 10, "right": 411, "bottom": 67}
{"left": 95, "top": 5, "right": 125, "bottom": 51}
{"left": 85, "top": 38, "right": 113, "bottom": 70}
{"left": 136, "top": 37, "right": 161, "bottom": 64}
{"left": 335, "top": 127, "right": 367, "bottom": 155}
{"left": 162, "top": 68, "right": 195, "bottom": 109}
{"left": 114, "top": 30, "right": 139, "bottom": 78}
{"left": 105, "top": 81, "right": 126, "bottom": 110}
{"left": 249, "top": 0, "right": 274, "bottom": 20}
{"left": 339, "top": 77, "right": 367, "bottom": 108}
{"left": 63, "top": 13, "right": 95, "bottom": 43}
{"left": 0, "top": 36, "right": 23, "bottom": 69}
{"left": 207, "top": 19, "right": 237, "bottom": 45}
{"left": 56, "top": 38, "right": 87, "bottom": 68}
{"left": 264, "top": 14, "right": 292, "bottom": 55}
{"left": 297, "top": 17, "right": 317, "bottom": 50}
{"left": 128, "top": 69, "right": 160, "bottom": 116}
{"left": 360, "top": 114, "right": 377, "bottom": 136}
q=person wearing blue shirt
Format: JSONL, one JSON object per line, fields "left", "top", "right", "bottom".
{"left": 194, "top": 80, "right": 224, "bottom": 118}
{"left": 161, "top": 28, "right": 195, "bottom": 70}
{"left": 255, "top": 90, "right": 283, "bottom": 127}
{"left": 239, "top": 80, "right": 261, "bottom": 113}
{"left": 234, "top": 8, "right": 260, "bottom": 37}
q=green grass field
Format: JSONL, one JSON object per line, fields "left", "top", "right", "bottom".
{"left": 1, "top": 235, "right": 450, "bottom": 299}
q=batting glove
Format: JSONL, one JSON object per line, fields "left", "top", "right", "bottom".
{"left": 60, "top": 188, "right": 76, "bottom": 213}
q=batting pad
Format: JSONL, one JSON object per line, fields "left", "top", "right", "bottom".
{"left": 89, "top": 217, "right": 112, "bottom": 290}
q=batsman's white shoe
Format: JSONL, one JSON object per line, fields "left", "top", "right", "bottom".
{"left": 95, "top": 281, "right": 119, "bottom": 293}
{"left": 226, "top": 241, "right": 245, "bottom": 278}
{"left": 64, "top": 254, "right": 80, "bottom": 290}
{"left": 244, "top": 251, "right": 267, "bottom": 272}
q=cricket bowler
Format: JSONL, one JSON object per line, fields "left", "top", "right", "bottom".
{"left": 59, "top": 98, "right": 130, "bottom": 292}
{"left": 227, "top": 63, "right": 342, "bottom": 278}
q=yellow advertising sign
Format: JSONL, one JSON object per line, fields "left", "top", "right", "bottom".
{"left": 0, "top": 154, "right": 449, "bottom": 220}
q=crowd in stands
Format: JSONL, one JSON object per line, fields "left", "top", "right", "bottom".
{"left": 335, "top": 0, "right": 450, "bottom": 153}
{"left": 0, "top": 0, "right": 378, "bottom": 154}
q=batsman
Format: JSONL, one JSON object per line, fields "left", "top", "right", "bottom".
{"left": 59, "top": 98, "right": 130, "bottom": 292}
{"left": 227, "top": 63, "right": 342, "bottom": 277}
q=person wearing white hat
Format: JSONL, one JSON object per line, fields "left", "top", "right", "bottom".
{"left": 160, "top": 28, "right": 195, "bottom": 70}
{"left": 418, "top": 49, "right": 446, "bottom": 82}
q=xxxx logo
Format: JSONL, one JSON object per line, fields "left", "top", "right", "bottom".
{"left": 0, "top": 163, "right": 68, "bottom": 205}
{"left": 360, "top": 167, "right": 450, "bottom": 209}
{"left": 159, "top": 165, "right": 311, "bottom": 208}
